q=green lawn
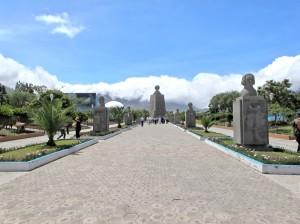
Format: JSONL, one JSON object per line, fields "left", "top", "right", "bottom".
{"left": 189, "top": 128, "right": 227, "bottom": 138}
{"left": 0, "top": 139, "right": 82, "bottom": 162}
{"left": 269, "top": 125, "right": 292, "bottom": 135}
{"left": 213, "top": 138, "right": 300, "bottom": 165}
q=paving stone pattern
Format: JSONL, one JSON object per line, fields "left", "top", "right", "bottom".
{"left": 0, "top": 124, "right": 300, "bottom": 223}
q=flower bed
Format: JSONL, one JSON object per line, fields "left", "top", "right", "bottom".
{"left": 186, "top": 126, "right": 300, "bottom": 165}
{"left": 208, "top": 137, "right": 300, "bottom": 165}
{"left": 0, "top": 139, "right": 88, "bottom": 162}
{"left": 0, "top": 138, "right": 97, "bottom": 171}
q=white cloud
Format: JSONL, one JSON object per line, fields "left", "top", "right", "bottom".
{"left": 0, "top": 54, "right": 61, "bottom": 88}
{"left": 51, "top": 24, "right": 84, "bottom": 38}
{"left": 0, "top": 53, "right": 300, "bottom": 108}
{"left": 35, "top": 12, "right": 69, "bottom": 25}
{"left": 35, "top": 12, "right": 84, "bottom": 38}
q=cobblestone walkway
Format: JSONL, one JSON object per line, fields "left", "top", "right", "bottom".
{"left": 0, "top": 124, "right": 300, "bottom": 223}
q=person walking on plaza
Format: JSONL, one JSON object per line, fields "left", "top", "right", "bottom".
{"left": 292, "top": 110, "right": 300, "bottom": 152}
{"left": 57, "top": 127, "right": 66, "bottom": 140}
{"left": 75, "top": 117, "right": 81, "bottom": 139}
{"left": 140, "top": 117, "right": 144, "bottom": 127}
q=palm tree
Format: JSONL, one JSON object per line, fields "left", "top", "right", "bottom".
{"left": 110, "top": 106, "right": 125, "bottom": 128}
{"left": 201, "top": 116, "right": 215, "bottom": 132}
{"left": 34, "top": 98, "right": 70, "bottom": 146}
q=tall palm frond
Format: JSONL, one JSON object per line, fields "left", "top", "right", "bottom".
{"left": 34, "top": 99, "right": 70, "bottom": 146}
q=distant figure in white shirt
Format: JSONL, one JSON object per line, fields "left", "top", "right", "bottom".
{"left": 140, "top": 117, "right": 144, "bottom": 127}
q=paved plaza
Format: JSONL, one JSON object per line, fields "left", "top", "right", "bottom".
{"left": 1, "top": 124, "right": 300, "bottom": 223}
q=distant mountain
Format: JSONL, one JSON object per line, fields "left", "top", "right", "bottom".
{"left": 101, "top": 94, "right": 201, "bottom": 111}
{"left": 67, "top": 92, "right": 204, "bottom": 112}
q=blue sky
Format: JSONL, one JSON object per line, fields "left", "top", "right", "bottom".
{"left": 0, "top": 0, "right": 300, "bottom": 84}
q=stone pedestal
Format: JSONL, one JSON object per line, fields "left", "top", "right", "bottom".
{"left": 233, "top": 96, "right": 269, "bottom": 146}
{"left": 174, "top": 109, "right": 181, "bottom": 124}
{"left": 124, "top": 107, "right": 133, "bottom": 125}
{"left": 93, "top": 97, "right": 109, "bottom": 132}
{"left": 185, "top": 103, "right": 196, "bottom": 128}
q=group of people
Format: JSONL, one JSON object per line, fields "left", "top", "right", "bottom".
{"left": 57, "top": 118, "right": 82, "bottom": 140}
{"left": 140, "top": 117, "right": 169, "bottom": 127}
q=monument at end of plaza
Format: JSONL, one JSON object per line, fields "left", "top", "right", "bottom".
{"left": 124, "top": 106, "right": 133, "bottom": 125}
{"left": 174, "top": 109, "right": 181, "bottom": 124}
{"left": 185, "top": 102, "right": 196, "bottom": 128}
{"left": 149, "top": 85, "right": 166, "bottom": 118}
{"left": 93, "top": 96, "right": 109, "bottom": 132}
{"left": 233, "top": 73, "right": 269, "bottom": 147}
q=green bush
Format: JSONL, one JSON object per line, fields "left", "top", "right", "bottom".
{"left": 0, "top": 104, "right": 14, "bottom": 117}
{"left": 73, "top": 111, "right": 89, "bottom": 122}
{"left": 0, "top": 104, "right": 15, "bottom": 128}
{"left": 33, "top": 99, "right": 70, "bottom": 146}
{"left": 201, "top": 116, "right": 215, "bottom": 132}
{"left": 13, "top": 107, "right": 30, "bottom": 123}
{"left": 110, "top": 107, "right": 125, "bottom": 128}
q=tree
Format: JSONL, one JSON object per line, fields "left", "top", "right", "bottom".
{"left": 13, "top": 107, "right": 30, "bottom": 124}
{"left": 269, "top": 103, "right": 282, "bottom": 125}
{"left": 209, "top": 91, "right": 240, "bottom": 113}
{"left": 73, "top": 111, "right": 89, "bottom": 123}
{"left": 110, "top": 106, "right": 125, "bottom": 128}
{"left": 0, "top": 104, "right": 14, "bottom": 129}
{"left": 0, "top": 83, "right": 8, "bottom": 105}
{"left": 201, "top": 116, "right": 215, "bottom": 132}
{"left": 33, "top": 99, "right": 70, "bottom": 146}
{"left": 258, "top": 79, "right": 300, "bottom": 110}
{"left": 180, "top": 111, "right": 185, "bottom": 122}
{"left": 132, "top": 109, "right": 150, "bottom": 121}
{"left": 226, "top": 113, "right": 233, "bottom": 127}
{"left": 15, "top": 81, "right": 35, "bottom": 94}
{"left": 15, "top": 81, "right": 47, "bottom": 94}
{"left": 8, "top": 91, "right": 34, "bottom": 107}
{"left": 30, "top": 90, "right": 75, "bottom": 118}
{"left": 269, "top": 103, "right": 296, "bottom": 125}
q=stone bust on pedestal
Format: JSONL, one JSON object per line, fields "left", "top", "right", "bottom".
{"left": 93, "top": 96, "right": 109, "bottom": 132}
{"left": 149, "top": 85, "right": 166, "bottom": 118}
{"left": 241, "top": 73, "right": 257, "bottom": 97}
{"left": 233, "top": 73, "right": 269, "bottom": 148}
{"left": 185, "top": 102, "right": 196, "bottom": 128}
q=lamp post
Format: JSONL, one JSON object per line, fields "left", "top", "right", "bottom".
{"left": 48, "top": 93, "right": 54, "bottom": 141}
{"left": 269, "top": 92, "right": 274, "bottom": 102}
{"left": 50, "top": 93, "right": 54, "bottom": 102}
